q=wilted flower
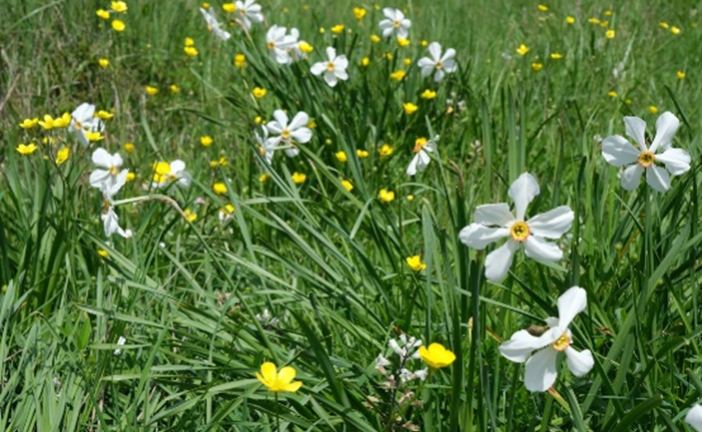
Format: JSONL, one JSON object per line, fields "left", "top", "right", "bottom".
{"left": 389, "top": 334, "right": 422, "bottom": 361}
{"left": 459, "top": 172, "right": 574, "bottom": 282}
{"left": 102, "top": 206, "right": 132, "bottom": 238}
{"left": 499, "top": 286, "right": 594, "bottom": 392}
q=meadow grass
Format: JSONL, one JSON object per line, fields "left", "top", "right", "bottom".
{"left": 1, "top": 0, "right": 702, "bottom": 430}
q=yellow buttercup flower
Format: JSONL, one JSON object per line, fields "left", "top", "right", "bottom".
{"left": 677, "top": 71, "right": 685, "bottom": 79}
{"left": 201, "top": 136, "right": 213, "bottom": 147}
{"left": 403, "top": 57, "right": 411, "bottom": 66}
{"left": 86, "top": 131, "right": 104, "bottom": 142}
{"left": 588, "top": 17, "right": 600, "bottom": 24}
{"left": 254, "top": 116, "right": 262, "bottom": 125}
{"left": 126, "top": 172, "right": 136, "bottom": 182}
{"left": 19, "top": 118, "right": 38, "bottom": 129}
{"left": 406, "top": 194, "right": 414, "bottom": 201}
{"left": 111, "top": 20, "right": 126, "bottom": 32}
{"left": 298, "top": 41, "right": 314, "bottom": 53}
{"left": 607, "top": 91, "right": 618, "bottom": 98}
{"left": 124, "top": 143, "right": 135, "bottom": 153}
{"left": 360, "top": 57, "right": 370, "bottom": 67}
{"left": 234, "top": 53, "right": 246, "bottom": 68}
{"left": 259, "top": 173, "right": 270, "bottom": 183}
{"left": 96, "top": 9, "right": 110, "bottom": 19}
{"left": 184, "top": 209, "right": 198, "bottom": 222}
{"left": 111, "top": 1, "right": 127, "bottom": 12}
{"left": 420, "top": 40, "right": 428, "bottom": 46}
{"left": 421, "top": 89, "right": 437, "bottom": 99}
{"left": 516, "top": 44, "right": 529, "bottom": 56}
{"left": 222, "top": 2, "right": 236, "bottom": 13}
{"left": 353, "top": 7, "right": 366, "bottom": 19}
{"left": 97, "top": 249, "right": 109, "bottom": 258}
{"left": 256, "top": 362, "right": 302, "bottom": 393}
{"left": 184, "top": 46, "right": 199, "bottom": 56}
{"left": 184, "top": 37, "right": 195, "bottom": 47}
{"left": 384, "top": 52, "right": 393, "bottom": 61}
{"left": 378, "top": 189, "right": 395, "bottom": 203}
{"left": 331, "top": 24, "right": 345, "bottom": 34}
{"left": 56, "top": 147, "right": 70, "bottom": 164}
{"left": 378, "top": 144, "right": 393, "bottom": 158}
{"left": 95, "top": 110, "right": 114, "bottom": 120}
{"left": 370, "top": 34, "right": 381, "bottom": 43}
{"left": 307, "top": 120, "right": 317, "bottom": 129}
{"left": 550, "top": 53, "right": 563, "bottom": 59}
{"left": 170, "top": 84, "right": 180, "bottom": 93}
{"left": 98, "top": 58, "right": 110, "bottom": 68}
{"left": 671, "top": 26, "right": 680, "bottom": 35}
{"left": 341, "top": 179, "right": 353, "bottom": 191}
{"left": 335, "top": 151, "right": 347, "bottom": 162}
{"left": 649, "top": 105, "right": 659, "bottom": 114}
{"left": 356, "top": 149, "right": 369, "bottom": 158}
{"left": 406, "top": 255, "right": 426, "bottom": 271}
{"left": 252, "top": 87, "right": 267, "bottom": 98}
{"left": 419, "top": 343, "right": 456, "bottom": 369}
{"left": 531, "top": 62, "right": 543, "bottom": 72}
{"left": 397, "top": 37, "right": 410, "bottom": 47}
{"left": 599, "top": 21, "right": 609, "bottom": 28}
{"left": 566, "top": 16, "right": 575, "bottom": 24}
{"left": 537, "top": 4, "right": 548, "bottom": 11}
{"left": 16, "top": 143, "right": 38, "bottom": 155}
{"left": 145, "top": 86, "right": 159, "bottom": 95}
{"left": 319, "top": 27, "right": 326, "bottom": 33}
{"left": 604, "top": 9, "right": 612, "bottom": 16}
{"left": 605, "top": 29, "right": 615, "bottom": 39}
{"left": 202, "top": 2, "right": 210, "bottom": 8}
{"left": 53, "top": 112, "right": 71, "bottom": 128}
{"left": 292, "top": 172, "right": 307, "bottom": 184}
{"left": 390, "top": 70, "right": 406, "bottom": 81}
{"left": 213, "top": 182, "right": 227, "bottom": 195}
{"left": 403, "top": 102, "right": 418, "bottom": 115}
{"left": 38, "top": 114, "right": 55, "bottom": 130}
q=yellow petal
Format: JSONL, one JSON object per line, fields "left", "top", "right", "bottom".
{"left": 278, "top": 366, "right": 296, "bottom": 383}
{"left": 284, "top": 380, "right": 302, "bottom": 392}
{"left": 260, "top": 362, "right": 278, "bottom": 382}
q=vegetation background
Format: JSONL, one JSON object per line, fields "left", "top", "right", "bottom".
{"left": 1, "top": 0, "right": 701, "bottom": 430}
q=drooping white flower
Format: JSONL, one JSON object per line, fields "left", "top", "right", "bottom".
{"left": 102, "top": 206, "right": 132, "bottom": 238}
{"left": 602, "top": 112, "right": 690, "bottom": 193}
{"left": 114, "top": 336, "right": 126, "bottom": 355}
{"left": 686, "top": 405, "right": 702, "bottom": 432}
{"left": 375, "top": 354, "right": 391, "bottom": 368}
{"left": 388, "top": 334, "right": 422, "bottom": 361}
{"left": 254, "top": 127, "right": 275, "bottom": 164}
{"left": 200, "top": 7, "right": 231, "bottom": 41}
{"left": 459, "top": 172, "right": 573, "bottom": 283}
{"left": 89, "top": 148, "right": 128, "bottom": 199}
{"left": 266, "top": 25, "right": 297, "bottom": 65}
{"left": 152, "top": 160, "right": 191, "bottom": 189}
{"left": 310, "top": 47, "right": 349, "bottom": 88}
{"left": 379, "top": 8, "right": 411, "bottom": 39}
{"left": 234, "top": 0, "right": 263, "bottom": 30}
{"left": 265, "top": 110, "right": 312, "bottom": 158}
{"left": 407, "top": 136, "right": 439, "bottom": 176}
{"left": 69, "top": 103, "right": 104, "bottom": 145}
{"left": 499, "top": 286, "right": 594, "bottom": 392}
{"left": 417, "top": 42, "right": 457, "bottom": 82}
{"left": 399, "top": 367, "right": 428, "bottom": 383}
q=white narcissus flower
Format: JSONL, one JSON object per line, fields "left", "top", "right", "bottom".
{"left": 686, "top": 405, "right": 702, "bottom": 432}
{"left": 234, "top": 0, "right": 263, "bottom": 30}
{"left": 265, "top": 110, "right": 312, "bottom": 158}
{"left": 266, "top": 25, "right": 297, "bottom": 65}
{"left": 379, "top": 8, "right": 411, "bottom": 39}
{"left": 200, "top": 7, "right": 231, "bottom": 41}
{"left": 459, "top": 172, "right": 573, "bottom": 282}
{"left": 69, "top": 103, "right": 104, "bottom": 145}
{"left": 417, "top": 42, "right": 457, "bottom": 82}
{"left": 499, "top": 286, "right": 594, "bottom": 392}
{"left": 407, "top": 136, "right": 439, "bottom": 176}
{"left": 602, "top": 112, "right": 690, "bottom": 193}
{"left": 89, "top": 148, "right": 128, "bottom": 199}
{"left": 102, "top": 206, "right": 132, "bottom": 238}
{"left": 254, "top": 127, "right": 275, "bottom": 164}
{"left": 310, "top": 47, "right": 349, "bottom": 88}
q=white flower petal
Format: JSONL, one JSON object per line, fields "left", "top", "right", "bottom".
{"left": 685, "top": 405, "right": 702, "bottom": 432}
{"left": 433, "top": 69, "right": 445, "bottom": 82}
{"left": 310, "top": 62, "right": 326, "bottom": 75}
{"left": 288, "top": 112, "right": 309, "bottom": 131}
{"left": 650, "top": 111, "right": 680, "bottom": 152}
{"left": 272, "top": 110, "right": 289, "bottom": 129}
{"left": 324, "top": 71, "right": 338, "bottom": 87}
{"left": 623, "top": 116, "right": 647, "bottom": 149}
{"left": 89, "top": 169, "right": 110, "bottom": 188}
{"left": 524, "top": 347, "right": 559, "bottom": 392}
{"left": 291, "top": 127, "right": 312, "bottom": 144}
{"left": 655, "top": 148, "right": 691, "bottom": 176}
{"left": 602, "top": 135, "right": 640, "bottom": 167}
{"left": 458, "top": 224, "right": 510, "bottom": 250}
{"left": 170, "top": 160, "right": 186, "bottom": 174}
{"left": 646, "top": 164, "right": 671, "bottom": 193}
{"left": 508, "top": 172, "right": 540, "bottom": 221}
{"left": 285, "top": 147, "right": 300, "bottom": 158}
{"left": 484, "top": 239, "right": 519, "bottom": 282}
{"left": 474, "top": 203, "right": 515, "bottom": 227}
{"left": 528, "top": 206, "right": 574, "bottom": 239}
{"left": 523, "top": 236, "right": 562, "bottom": 263}
{"left": 499, "top": 329, "right": 554, "bottom": 363}
{"left": 428, "top": 42, "right": 442, "bottom": 61}
{"left": 406, "top": 153, "right": 420, "bottom": 176}
{"left": 565, "top": 347, "right": 594, "bottom": 377}
{"left": 335, "top": 55, "right": 349, "bottom": 70}
{"left": 92, "top": 148, "right": 113, "bottom": 168}
{"left": 556, "top": 286, "right": 587, "bottom": 330}
{"left": 620, "top": 164, "right": 643, "bottom": 190}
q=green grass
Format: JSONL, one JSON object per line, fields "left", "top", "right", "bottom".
{"left": 1, "top": 0, "right": 702, "bottom": 430}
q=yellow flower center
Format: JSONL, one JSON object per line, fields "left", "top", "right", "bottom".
{"left": 326, "top": 62, "right": 335, "bottom": 71}
{"left": 413, "top": 138, "right": 428, "bottom": 153}
{"left": 551, "top": 333, "right": 571, "bottom": 352}
{"left": 75, "top": 120, "right": 82, "bottom": 129}
{"left": 638, "top": 150, "right": 655, "bottom": 168}
{"left": 267, "top": 41, "right": 275, "bottom": 49}
{"left": 109, "top": 166, "right": 119, "bottom": 175}
{"left": 436, "top": 61, "right": 443, "bottom": 70}
{"left": 393, "top": 20, "right": 401, "bottom": 28}
{"left": 510, "top": 221, "right": 530, "bottom": 242}
{"left": 281, "top": 129, "right": 291, "bottom": 139}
